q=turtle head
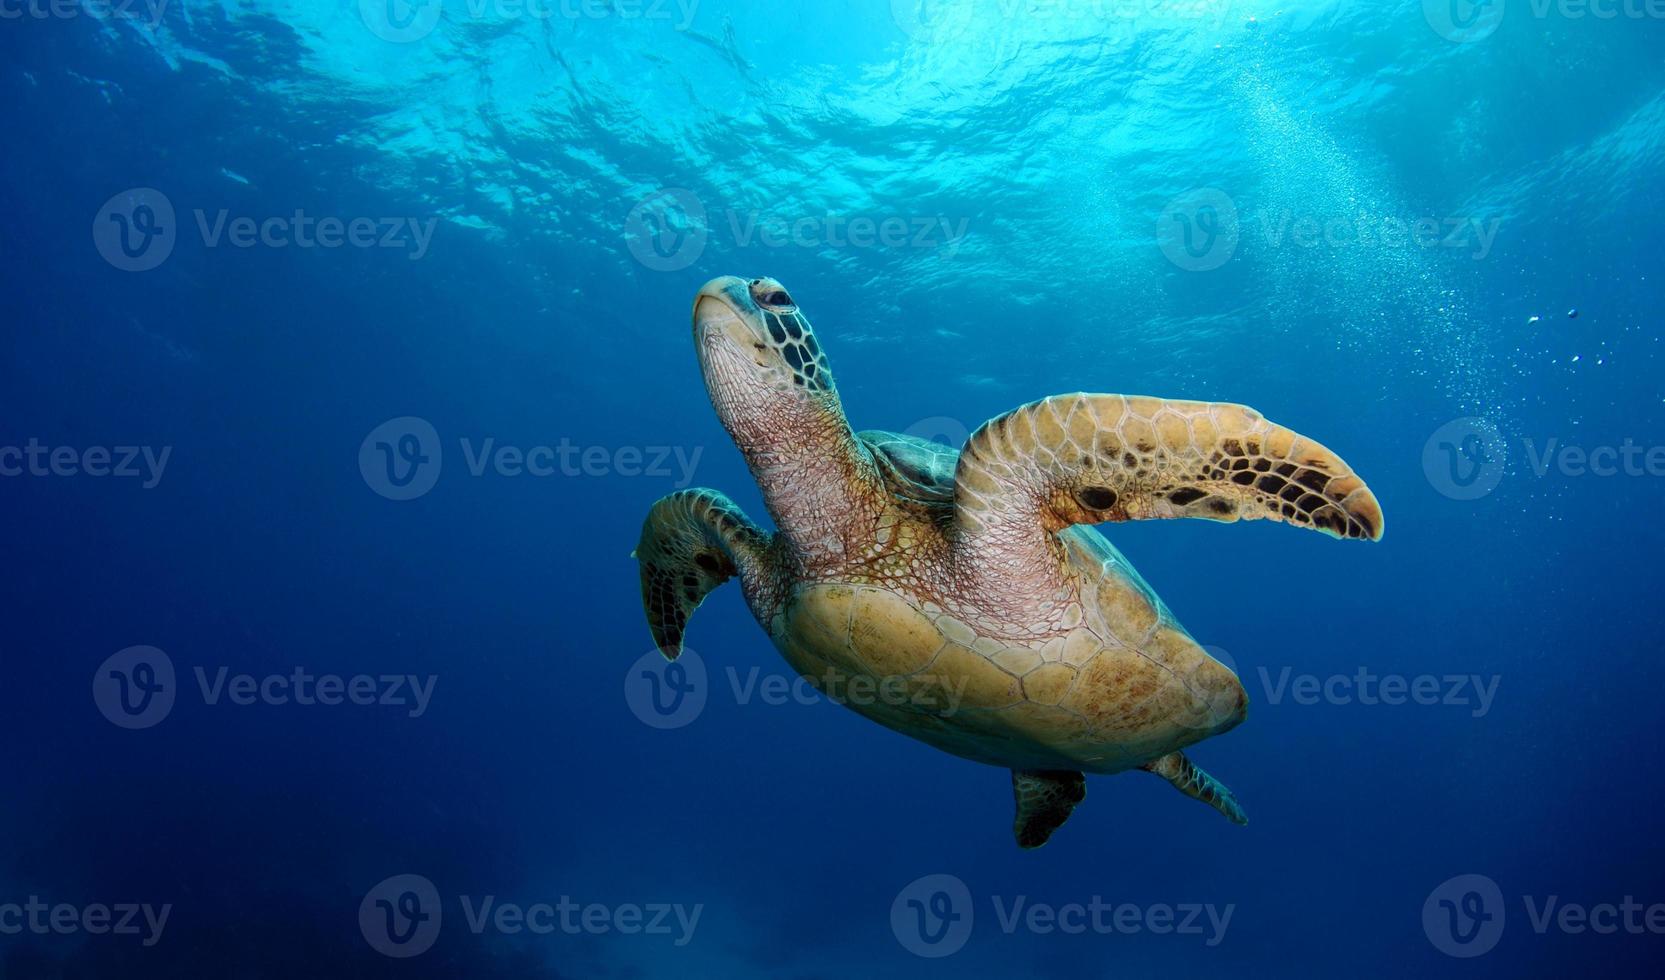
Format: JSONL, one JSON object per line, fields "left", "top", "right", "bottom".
{"left": 692, "top": 275, "right": 843, "bottom": 444}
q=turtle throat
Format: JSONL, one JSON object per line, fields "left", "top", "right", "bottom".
{"left": 697, "top": 318, "right": 879, "bottom": 564}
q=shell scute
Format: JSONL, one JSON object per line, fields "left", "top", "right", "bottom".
{"left": 1023, "top": 662, "right": 1077, "bottom": 705}
{"left": 850, "top": 587, "right": 946, "bottom": 678}
{"left": 920, "top": 644, "right": 1022, "bottom": 709}
{"left": 1095, "top": 575, "right": 1160, "bottom": 645}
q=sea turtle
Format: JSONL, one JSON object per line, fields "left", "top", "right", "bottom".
{"left": 636, "top": 276, "right": 1383, "bottom": 848}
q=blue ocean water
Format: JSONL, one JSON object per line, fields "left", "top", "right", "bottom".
{"left": 3, "top": 1, "right": 1664, "bottom": 976}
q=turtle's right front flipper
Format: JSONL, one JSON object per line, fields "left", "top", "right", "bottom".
{"left": 635, "top": 489, "right": 771, "bottom": 660}
{"left": 952, "top": 393, "right": 1384, "bottom": 545}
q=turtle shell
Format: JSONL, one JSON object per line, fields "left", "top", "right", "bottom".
{"left": 768, "top": 526, "right": 1247, "bottom": 775}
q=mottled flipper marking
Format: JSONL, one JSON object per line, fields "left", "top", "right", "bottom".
{"left": 953, "top": 394, "right": 1384, "bottom": 545}
{"left": 635, "top": 489, "right": 771, "bottom": 659}
{"left": 1012, "top": 769, "right": 1087, "bottom": 849}
{"left": 1143, "top": 751, "right": 1247, "bottom": 825}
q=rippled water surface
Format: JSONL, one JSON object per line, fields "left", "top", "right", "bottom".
{"left": 3, "top": 2, "right": 1664, "bottom": 977}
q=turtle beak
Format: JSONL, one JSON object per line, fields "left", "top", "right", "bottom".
{"left": 691, "top": 277, "right": 770, "bottom": 418}
{"left": 692, "top": 276, "right": 752, "bottom": 340}
{"left": 693, "top": 276, "right": 779, "bottom": 373}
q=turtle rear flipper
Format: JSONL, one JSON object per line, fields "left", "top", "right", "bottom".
{"left": 635, "top": 489, "right": 771, "bottom": 660}
{"left": 1012, "top": 769, "right": 1087, "bottom": 849}
{"left": 1143, "top": 752, "right": 1248, "bottom": 825}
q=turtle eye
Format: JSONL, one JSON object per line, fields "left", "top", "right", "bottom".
{"left": 750, "top": 280, "right": 796, "bottom": 310}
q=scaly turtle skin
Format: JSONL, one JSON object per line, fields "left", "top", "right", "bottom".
{"left": 636, "top": 276, "right": 1384, "bottom": 848}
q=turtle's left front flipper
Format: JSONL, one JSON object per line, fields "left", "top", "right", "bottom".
{"left": 635, "top": 489, "right": 772, "bottom": 660}
{"left": 952, "top": 393, "right": 1384, "bottom": 546}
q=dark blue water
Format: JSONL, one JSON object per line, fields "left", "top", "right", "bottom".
{"left": 3, "top": 2, "right": 1663, "bottom": 976}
